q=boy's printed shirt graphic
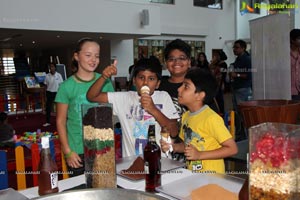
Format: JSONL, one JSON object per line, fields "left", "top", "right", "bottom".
{"left": 131, "top": 103, "right": 163, "bottom": 155}
{"left": 183, "top": 123, "right": 205, "bottom": 171}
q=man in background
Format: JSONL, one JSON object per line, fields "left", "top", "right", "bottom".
{"left": 290, "top": 29, "right": 300, "bottom": 100}
{"left": 230, "top": 39, "right": 252, "bottom": 112}
{"left": 230, "top": 40, "right": 252, "bottom": 140}
{"left": 43, "top": 63, "right": 63, "bottom": 127}
{"left": 0, "top": 112, "right": 15, "bottom": 145}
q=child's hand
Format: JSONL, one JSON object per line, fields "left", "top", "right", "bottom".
{"left": 184, "top": 143, "right": 201, "bottom": 161}
{"left": 66, "top": 152, "right": 83, "bottom": 168}
{"left": 140, "top": 93, "right": 156, "bottom": 113}
{"left": 160, "top": 139, "right": 172, "bottom": 153}
{"left": 102, "top": 60, "right": 117, "bottom": 79}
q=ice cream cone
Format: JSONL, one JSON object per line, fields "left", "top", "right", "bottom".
{"left": 161, "top": 132, "right": 170, "bottom": 139}
{"left": 140, "top": 85, "right": 150, "bottom": 94}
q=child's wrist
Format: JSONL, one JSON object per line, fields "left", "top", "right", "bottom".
{"left": 101, "top": 74, "right": 108, "bottom": 80}
{"left": 65, "top": 150, "right": 73, "bottom": 158}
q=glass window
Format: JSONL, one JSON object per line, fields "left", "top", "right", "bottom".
{"left": 194, "top": 0, "right": 222, "bottom": 9}
{"left": 0, "top": 57, "right": 15, "bottom": 75}
{"left": 150, "top": 0, "right": 174, "bottom": 4}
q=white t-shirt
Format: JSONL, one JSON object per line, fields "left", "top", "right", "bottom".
{"left": 108, "top": 91, "right": 179, "bottom": 157}
{"left": 44, "top": 72, "right": 63, "bottom": 92}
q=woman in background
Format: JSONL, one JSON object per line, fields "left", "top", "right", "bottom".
{"left": 196, "top": 52, "right": 209, "bottom": 69}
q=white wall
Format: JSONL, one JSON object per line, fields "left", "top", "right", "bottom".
{"left": 5, "top": 0, "right": 295, "bottom": 79}
{"left": 0, "top": 0, "right": 161, "bottom": 35}
{"left": 111, "top": 39, "right": 134, "bottom": 79}
{"left": 295, "top": 0, "right": 300, "bottom": 28}
{"left": 236, "top": 1, "right": 268, "bottom": 40}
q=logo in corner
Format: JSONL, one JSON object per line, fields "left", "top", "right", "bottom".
{"left": 240, "top": 1, "right": 254, "bottom": 15}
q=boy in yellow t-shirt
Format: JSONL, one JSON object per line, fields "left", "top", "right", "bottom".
{"left": 161, "top": 68, "right": 238, "bottom": 173}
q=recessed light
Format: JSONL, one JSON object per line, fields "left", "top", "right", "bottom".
{"left": 19, "top": 44, "right": 23, "bottom": 46}
{"left": 32, "top": 41, "right": 36, "bottom": 44}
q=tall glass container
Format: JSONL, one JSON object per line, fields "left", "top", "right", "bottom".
{"left": 249, "top": 122, "right": 300, "bottom": 199}
{"left": 82, "top": 104, "right": 116, "bottom": 188}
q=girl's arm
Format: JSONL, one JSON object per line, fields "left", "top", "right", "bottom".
{"left": 56, "top": 103, "right": 82, "bottom": 167}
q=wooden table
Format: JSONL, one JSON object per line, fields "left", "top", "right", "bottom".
{"left": 24, "top": 87, "right": 45, "bottom": 112}
{"left": 19, "top": 168, "right": 193, "bottom": 199}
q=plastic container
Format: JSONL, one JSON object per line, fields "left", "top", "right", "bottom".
{"left": 249, "top": 122, "right": 300, "bottom": 199}
{"left": 82, "top": 104, "right": 116, "bottom": 188}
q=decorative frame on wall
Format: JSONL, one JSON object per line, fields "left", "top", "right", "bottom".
{"left": 194, "top": 0, "right": 223, "bottom": 10}
{"left": 134, "top": 39, "right": 205, "bottom": 67}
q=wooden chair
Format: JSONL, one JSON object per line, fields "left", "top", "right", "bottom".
{"left": 224, "top": 110, "right": 235, "bottom": 138}
{"left": 15, "top": 146, "right": 27, "bottom": 190}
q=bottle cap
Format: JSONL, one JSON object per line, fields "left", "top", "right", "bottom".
{"left": 41, "top": 136, "right": 50, "bottom": 149}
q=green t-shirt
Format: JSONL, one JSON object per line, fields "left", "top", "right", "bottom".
{"left": 55, "top": 73, "right": 114, "bottom": 154}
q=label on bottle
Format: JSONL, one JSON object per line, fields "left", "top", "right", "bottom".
{"left": 144, "top": 161, "right": 149, "bottom": 174}
{"left": 50, "top": 172, "right": 58, "bottom": 189}
{"left": 139, "top": 143, "right": 143, "bottom": 155}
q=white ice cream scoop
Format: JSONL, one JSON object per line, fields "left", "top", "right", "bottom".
{"left": 140, "top": 85, "right": 150, "bottom": 94}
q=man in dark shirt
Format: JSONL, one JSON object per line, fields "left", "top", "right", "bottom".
{"left": 230, "top": 40, "right": 252, "bottom": 112}
{"left": 0, "top": 112, "right": 15, "bottom": 143}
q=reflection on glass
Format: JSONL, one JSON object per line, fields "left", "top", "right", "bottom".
{"left": 194, "top": 0, "right": 223, "bottom": 10}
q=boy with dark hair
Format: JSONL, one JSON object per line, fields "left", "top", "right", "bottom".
{"left": 161, "top": 68, "right": 237, "bottom": 173}
{"left": 87, "top": 58, "right": 179, "bottom": 157}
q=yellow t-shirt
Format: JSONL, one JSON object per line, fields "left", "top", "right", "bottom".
{"left": 179, "top": 105, "right": 232, "bottom": 174}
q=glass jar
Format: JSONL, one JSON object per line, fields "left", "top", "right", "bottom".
{"left": 82, "top": 103, "right": 116, "bottom": 188}
{"left": 249, "top": 122, "right": 300, "bottom": 199}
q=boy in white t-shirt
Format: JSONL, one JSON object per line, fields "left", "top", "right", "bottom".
{"left": 87, "top": 58, "right": 179, "bottom": 157}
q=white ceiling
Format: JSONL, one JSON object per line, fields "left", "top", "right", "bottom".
{"left": 0, "top": 28, "right": 152, "bottom": 51}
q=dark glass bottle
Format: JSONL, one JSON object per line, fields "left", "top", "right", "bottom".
{"left": 38, "top": 136, "right": 58, "bottom": 196}
{"left": 143, "top": 124, "right": 161, "bottom": 193}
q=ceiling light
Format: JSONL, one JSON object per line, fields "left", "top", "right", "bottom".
{"left": 57, "top": 35, "right": 60, "bottom": 38}
{"left": 32, "top": 41, "right": 36, "bottom": 44}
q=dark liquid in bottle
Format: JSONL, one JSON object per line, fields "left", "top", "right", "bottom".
{"left": 144, "top": 125, "right": 161, "bottom": 192}
{"left": 38, "top": 141, "right": 58, "bottom": 196}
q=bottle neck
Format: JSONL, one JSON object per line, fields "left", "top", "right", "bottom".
{"left": 41, "top": 148, "right": 51, "bottom": 156}
{"left": 148, "top": 124, "right": 156, "bottom": 142}
{"left": 148, "top": 136, "right": 156, "bottom": 142}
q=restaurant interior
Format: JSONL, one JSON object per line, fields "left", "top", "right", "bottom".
{"left": 1, "top": 0, "right": 300, "bottom": 199}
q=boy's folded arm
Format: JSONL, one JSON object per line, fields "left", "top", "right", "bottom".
{"left": 87, "top": 76, "right": 109, "bottom": 103}
{"left": 197, "top": 138, "right": 238, "bottom": 160}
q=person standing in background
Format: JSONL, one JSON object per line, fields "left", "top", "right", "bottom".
{"left": 290, "top": 29, "right": 300, "bottom": 100}
{"left": 196, "top": 52, "right": 209, "bottom": 69}
{"left": 230, "top": 40, "right": 252, "bottom": 112}
{"left": 55, "top": 38, "right": 115, "bottom": 177}
{"left": 43, "top": 63, "right": 63, "bottom": 127}
{"left": 0, "top": 112, "right": 15, "bottom": 145}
